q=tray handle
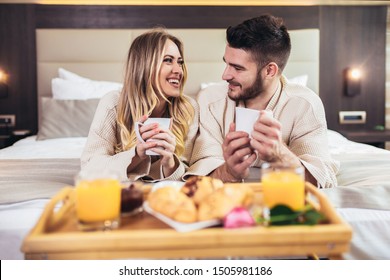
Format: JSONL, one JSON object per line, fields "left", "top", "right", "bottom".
{"left": 305, "top": 183, "right": 344, "bottom": 224}
{"left": 46, "top": 187, "right": 75, "bottom": 230}
{"left": 28, "top": 186, "right": 75, "bottom": 235}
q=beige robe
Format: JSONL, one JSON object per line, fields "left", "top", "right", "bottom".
{"left": 81, "top": 90, "right": 199, "bottom": 183}
{"left": 185, "top": 76, "right": 339, "bottom": 188}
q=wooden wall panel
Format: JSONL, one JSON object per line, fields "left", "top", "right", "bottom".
{"left": 320, "top": 6, "right": 387, "bottom": 130}
{"left": 0, "top": 4, "right": 37, "bottom": 134}
{"left": 35, "top": 5, "right": 318, "bottom": 29}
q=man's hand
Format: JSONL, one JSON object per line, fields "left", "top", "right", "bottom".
{"left": 251, "top": 110, "right": 283, "bottom": 162}
{"left": 219, "top": 123, "right": 257, "bottom": 181}
{"left": 251, "top": 111, "right": 307, "bottom": 180}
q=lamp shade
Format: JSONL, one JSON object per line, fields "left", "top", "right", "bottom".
{"left": 344, "top": 67, "right": 362, "bottom": 97}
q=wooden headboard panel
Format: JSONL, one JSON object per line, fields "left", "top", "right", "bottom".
{"left": 36, "top": 28, "right": 319, "bottom": 102}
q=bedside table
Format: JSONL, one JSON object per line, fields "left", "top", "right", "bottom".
{"left": 338, "top": 129, "right": 390, "bottom": 148}
{"left": 0, "top": 135, "right": 11, "bottom": 149}
{"left": 0, "top": 130, "right": 32, "bottom": 149}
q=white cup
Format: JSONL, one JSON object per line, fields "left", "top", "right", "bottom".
{"left": 235, "top": 107, "right": 260, "bottom": 137}
{"left": 135, "top": 118, "right": 172, "bottom": 156}
{"left": 235, "top": 108, "right": 273, "bottom": 137}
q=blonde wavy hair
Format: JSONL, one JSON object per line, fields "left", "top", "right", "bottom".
{"left": 116, "top": 28, "right": 194, "bottom": 156}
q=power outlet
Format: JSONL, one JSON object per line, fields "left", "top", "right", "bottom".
{"left": 339, "top": 111, "right": 366, "bottom": 124}
{"left": 0, "top": 114, "right": 16, "bottom": 127}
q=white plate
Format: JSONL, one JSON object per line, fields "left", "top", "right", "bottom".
{"left": 144, "top": 181, "right": 221, "bottom": 233}
{"left": 151, "top": 180, "right": 185, "bottom": 191}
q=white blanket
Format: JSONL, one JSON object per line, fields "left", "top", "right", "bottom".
{"left": 0, "top": 136, "right": 84, "bottom": 204}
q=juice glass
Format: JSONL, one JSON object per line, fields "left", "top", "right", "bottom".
{"left": 75, "top": 172, "right": 121, "bottom": 231}
{"left": 261, "top": 162, "right": 305, "bottom": 211}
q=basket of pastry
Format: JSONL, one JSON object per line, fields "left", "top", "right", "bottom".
{"left": 144, "top": 176, "right": 330, "bottom": 232}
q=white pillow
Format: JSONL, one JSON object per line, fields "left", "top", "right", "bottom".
{"left": 52, "top": 78, "right": 122, "bottom": 100}
{"left": 58, "top": 68, "right": 88, "bottom": 82}
{"left": 52, "top": 68, "right": 123, "bottom": 100}
{"left": 288, "top": 75, "right": 308, "bottom": 86}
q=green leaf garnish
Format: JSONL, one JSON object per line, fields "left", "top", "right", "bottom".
{"left": 256, "top": 204, "right": 327, "bottom": 226}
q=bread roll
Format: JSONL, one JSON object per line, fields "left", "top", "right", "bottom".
{"left": 181, "top": 176, "right": 224, "bottom": 205}
{"left": 147, "top": 186, "right": 197, "bottom": 223}
{"left": 198, "top": 184, "right": 254, "bottom": 221}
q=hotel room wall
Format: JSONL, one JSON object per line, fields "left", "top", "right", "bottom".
{"left": 0, "top": 4, "right": 37, "bottom": 134}
{"left": 319, "top": 6, "right": 386, "bottom": 133}
{"left": 0, "top": 4, "right": 387, "bottom": 136}
{"left": 386, "top": 7, "right": 390, "bottom": 150}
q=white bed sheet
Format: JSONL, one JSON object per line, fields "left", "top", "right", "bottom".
{"left": 325, "top": 130, "right": 390, "bottom": 259}
{"left": 337, "top": 208, "right": 390, "bottom": 260}
{"left": 0, "top": 199, "right": 50, "bottom": 260}
{"left": 0, "top": 130, "right": 383, "bottom": 159}
{"left": 327, "top": 129, "right": 390, "bottom": 155}
{"left": 0, "top": 136, "right": 86, "bottom": 159}
{"left": 1, "top": 132, "right": 390, "bottom": 260}
{"left": 0, "top": 136, "right": 84, "bottom": 259}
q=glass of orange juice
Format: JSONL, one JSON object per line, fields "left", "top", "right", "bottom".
{"left": 75, "top": 172, "right": 122, "bottom": 231}
{"left": 261, "top": 162, "right": 305, "bottom": 211}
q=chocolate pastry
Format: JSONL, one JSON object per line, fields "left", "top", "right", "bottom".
{"left": 181, "top": 176, "right": 224, "bottom": 205}
{"left": 120, "top": 183, "right": 144, "bottom": 215}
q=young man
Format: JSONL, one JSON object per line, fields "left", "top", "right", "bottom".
{"left": 188, "top": 14, "right": 339, "bottom": 188}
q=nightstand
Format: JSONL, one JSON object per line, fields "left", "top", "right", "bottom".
{"left": 0, "top": 135, "right": 11, "bottom": 149}
{"left": 0, "top": 130, "right": 31, "bottom": 149}
{"left": 338, "top": 129, "right": 390, "bottom": 148}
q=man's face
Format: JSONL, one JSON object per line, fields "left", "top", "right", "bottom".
{"left": 222, "top": 45, "right": 264, "bottom": 102}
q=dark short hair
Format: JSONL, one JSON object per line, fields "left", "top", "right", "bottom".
{"left": 226, "top": 14, "right": 291, "bottom": 72}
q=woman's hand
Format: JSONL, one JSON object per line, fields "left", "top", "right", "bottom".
{"left": 148, "top": 128, "right": 177, "bottom": 176}
{"left": 135, "top": 116, "right": 177, "bottom": 176}
{"left": 135, "top": 115, "right": 160, "bottom": 159}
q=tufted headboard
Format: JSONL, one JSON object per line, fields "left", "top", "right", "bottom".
{"left": 36, "top": 28, "right": 319, "bottom": 102}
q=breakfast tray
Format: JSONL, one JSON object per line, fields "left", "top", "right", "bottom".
{"left": 21, "top": 182, "right": 352, "bottom": 260}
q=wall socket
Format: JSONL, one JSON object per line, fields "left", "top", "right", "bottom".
{"left": 0, "top": 114, "right": 16, "bottom": 127}
{"left": 339, "top": 111, "right": 366, "bottom": 124}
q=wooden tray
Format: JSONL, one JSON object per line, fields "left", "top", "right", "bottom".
{"left": 21, "top": 182, "right": 352, "bottom": 260}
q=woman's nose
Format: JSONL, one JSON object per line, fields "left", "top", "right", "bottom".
{"left": 172, "top": 62, "right": 182, "bottom": 73}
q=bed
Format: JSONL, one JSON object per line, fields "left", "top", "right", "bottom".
{"left": 1, "top": 28, "right": 389, "bottom": 260}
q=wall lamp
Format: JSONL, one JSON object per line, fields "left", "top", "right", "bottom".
{"left": 0, "top": 69, "right": 9, "bottom": 99}
{"left": 344, "top": 67, "right": 362, "bottom": 97}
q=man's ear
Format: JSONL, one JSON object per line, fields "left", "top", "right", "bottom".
{"left": 264, "top": 62, "right": 279, "bottom": 78}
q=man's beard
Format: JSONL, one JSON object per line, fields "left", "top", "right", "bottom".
{"left": 227, "top": 76, "right": 264, "bottom": 102}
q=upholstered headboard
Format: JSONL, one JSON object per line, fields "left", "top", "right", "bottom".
{"left": 36, "top": 28, "right": 319, "bottom": 101}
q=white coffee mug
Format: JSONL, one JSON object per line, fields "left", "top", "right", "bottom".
{"left": 235, "top": 107, "right": 273, "bottom": 137}
{"left": 235, "top": 107, "right": 260, "bottom": 137}
{"left": 135, "top": 118, "right": 172, "bottom": 156}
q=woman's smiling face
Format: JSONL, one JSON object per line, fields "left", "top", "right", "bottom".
{"left": 159, "top": 39, "right": 184, "bottom": 98}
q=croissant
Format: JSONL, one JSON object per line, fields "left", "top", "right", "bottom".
{"left": 147, "top": 186, "right": 197, "bottom": 223}
{"left": 197, "top": 184, "right": 254, "bottom": 221}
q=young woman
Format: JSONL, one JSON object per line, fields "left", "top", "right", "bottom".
{"left": 81, "top": 29, "right": 198, "bottom": 183}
